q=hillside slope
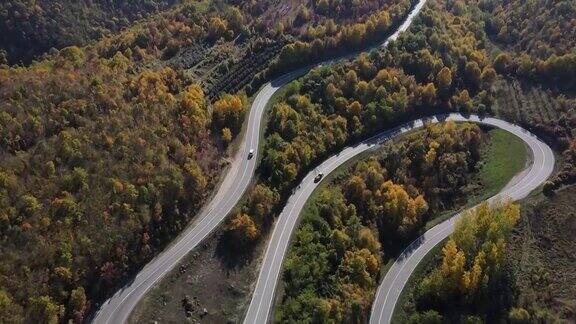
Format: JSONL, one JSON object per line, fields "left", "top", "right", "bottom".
{"left": 0, "top": 0, "right": 180, "bottom": 64}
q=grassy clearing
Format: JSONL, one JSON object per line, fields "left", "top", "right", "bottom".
{"left": 425, "top": 128, "right": 528, "bottom": 230}
{"left": 477, "top": 128, "right": 528, "bottom": 197}
{"left": 391, "top": 130, "right": 538, "bottom": 323}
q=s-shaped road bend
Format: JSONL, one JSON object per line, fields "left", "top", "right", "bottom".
{"left": 92, "top": 0, "right": 431, "bottom": 322}
{"left": 91, "top": 42, "right": 309, "bottom": 324}
{"left": 369, "top": 117, "right": 555, "bottom": 323}
{"left": 243, "top": 114, "right": 554, "bottom": 323}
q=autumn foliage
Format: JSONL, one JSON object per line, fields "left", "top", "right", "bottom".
{"left": 213, "top": 93, "right": 248, "bottom": 136}
{"left": 260, "top": 0, "right": 415, "bottom": 80}
{"left": 226, "top": 213, "right": 259, "bottom": 248}
{"left": 277, "top": 122, "right": 487, "bottom": 322}
{"left": 412, "top": 202, "right": 521, "bottom": 321}
{"left": 0, "top": 27, "right": 248, "bottom": 324}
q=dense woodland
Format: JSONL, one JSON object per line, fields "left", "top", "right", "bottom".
{"left": 0, "top": 0, "right": 434, "bottom": 322}
{"left": 406, "top": 202, "right": 521, "bottom": 323}
{"left": 271, "top": 0, "right": 574, "bottom": 322}
{"left": 471, "top": 0, "right": 576, "bottom": 90}
{"left": 399, "top": 0, "right": 576, "bottom": 322}
{"left": 0, "top": 1, "right": 252, "bottom": 323}
{"left": 257, "top": 0, "right": 416, "bottom": 80}
{"left": 0, "top": 54, "right": 245, "bottom": 322}
{"left": 0, "top": 0, "right": 575, "bottom": 322}
{"left": 0, "top": 0, "right": 419, "bottom": 67}
{"left": 479, "top": 0, "right": 575, "bottom": 58}
{"left": 0, "top": 0, "right": 180, "bottom": 64}
{"left": 276, "top": 122, "right": 486, "bottom": 322}
{"left": 225, "top": 0, "right": 501, "bottom": 255}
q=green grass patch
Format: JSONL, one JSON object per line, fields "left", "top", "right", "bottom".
{"left": 393, "top": 128, "right": 530, "bottom": 321}
{"left": 425, "top": 128, "right": 528, "bottom": 230}
{"left": 478, "top": 128, "right": 527, "bottom": 197}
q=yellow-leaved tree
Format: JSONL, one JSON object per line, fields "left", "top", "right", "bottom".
{"left": 179, "top": 84, "right": 208, "bottom": 137}
{"left": 225, "top": 213, "right": 259, "bottom": 248}
{"left": 212, "top": 93, "right": 247, "bottom": 135}
{"left": 417, "top": 202, "right": 520, "bottom": 302}
{"left": 379, "top": 180, "right": 428, "bottom": 233}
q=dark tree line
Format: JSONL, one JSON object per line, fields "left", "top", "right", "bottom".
{"left": 0, "top": 0, "right": 180, "bottom": 64}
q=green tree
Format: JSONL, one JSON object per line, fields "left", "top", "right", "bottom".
{"left": 422, "top": 83, "right": 437, "bottom": 106}
{"left": 465, "top": 61, "right": 482, "bottom": 89}
{"left": 29, "top": 296, "right": 64, "bottom": 324}
{"left": 69, "top": 287, "right": 87, "bottom": 321}
{"left": 481, "top": 67, "right": 497, "bottom": 89}
{"left": 0, "top": 290, "right": 23, "bottom": 323}
{"left": 493, "top": 53, "right": 512, "bottom": 74}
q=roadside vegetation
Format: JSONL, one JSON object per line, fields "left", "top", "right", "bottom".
{"left": 255, "top": 0, "right": 417, "bottom": 81}
{"left": 274, "top": 0, "right": 574, "bottom": 322}
{"left": 223, "top": 0, "right": 503, "bottom": 254}
{"left": 401, "top": 202, "right": 521, "bottom": 323}
{"left": 128, "top": 0, "right": 573, "bottom": 321}
{"left": 391, "top": 0, "right": 576, "bottom": 322}
{"left": 275, "top": 123, "right": 528, "bottom": 322}
{"left": 2, "top": 0, "right": 573, "bottom": 322}
{"left": 395, "top": 186, "right": 576, "bottom": 323}
{"left": 0, "top": 0, "right": 429, "bottom": 322}
{"left": 276, "top": 122, "right": 483, "bottom": 322}
{"left": 425, "top": 127, "right": 528, "bottom": 230}
{"left": 0, "top": 55, "right": 247, "bottom": 323}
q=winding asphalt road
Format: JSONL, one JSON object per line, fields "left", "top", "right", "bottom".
{"left": 369, "top": 117, "right": 555, "bottom": 324}
{"left": 92, "top": 0, "right": 430, "bottom": 322}
{"left": 90, "top": 0, "right": 555, "bottom": 321}
{"left": 243, "top": 114, "right": 555, "bottom": 323}
{"left": 91, "top": 46, "right": 309, "bottom": 324}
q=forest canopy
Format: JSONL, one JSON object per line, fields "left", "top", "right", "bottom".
{"left": 277, "top": 122, "right": 490, "bottom": 323}
{"left": 0, "top": 0, "right": 436, "bottom": 322}
{"left": 0, "top": 0, "right": 574, "bottom": 322}
{"left": 406, "top": 202, "right": 521, "bottom": 323}
{"left": 0, "top": 0, "right": 180, "bottom": 64}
